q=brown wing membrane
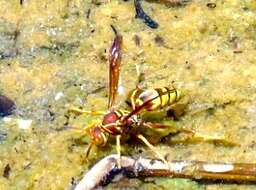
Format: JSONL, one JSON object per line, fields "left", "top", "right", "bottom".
{"left": 122, "top": 93, "right": 163, "bottom": 124}
{"left": 108, "top": 25, "right": 123, "bottom": 109}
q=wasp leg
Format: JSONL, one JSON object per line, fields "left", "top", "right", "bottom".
{"left": 194, "top": 133, "right": 238, "bottom": 146}
{"left": 169, "top": 132, "right": 238, "bottom": 147}
{"left": 68, "top": 107, "right": 106, "bottom": 116}
{"left": 137, "top": 134, "right": 169, "bottom": 166}
{"left": 85, "top": 143, "right": 93, "bottom": 158}
{"left": 116, "top": 135, "right": 122, "bottom": 168}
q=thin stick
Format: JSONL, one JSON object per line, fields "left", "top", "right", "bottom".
{"left": 74, "top": 154, "right": 256, "bottom": 190}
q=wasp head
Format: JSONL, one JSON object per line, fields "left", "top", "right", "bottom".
{"left": 89, "top": 125, "right": 108, "bottom": 147}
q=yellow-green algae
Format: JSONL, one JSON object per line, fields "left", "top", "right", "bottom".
{"left": 1, "top": 0, "right": 256, "bottom": 189}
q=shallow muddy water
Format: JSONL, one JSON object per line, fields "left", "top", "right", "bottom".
{"left": 1, "top": 0, "right": 256, "bottom": 189}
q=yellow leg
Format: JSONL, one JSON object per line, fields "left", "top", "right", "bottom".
{"left": 137, "top": 134, "right": 168, "bottom": 166}
{"left": 188, "top": 133, "right": 238, "bottom": 146}
{"left": 169, "top": 132, "right": 238, "bottom": 147}
{"left": 116, "top": 135, "right": 121, "bottom": 168}
{"left": 68, "top": 107, "right": 106, "bottom": 115}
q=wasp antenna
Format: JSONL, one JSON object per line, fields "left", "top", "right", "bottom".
{"left": 110, "top": 25, "right": 118, "bottom": 36}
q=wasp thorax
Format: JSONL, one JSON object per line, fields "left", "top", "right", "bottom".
{"left": 102, "top": 111, "right": 125, "bottom": 135}
{"left": 102, "top": 111, "right": 120, "bottom": 125}
{"left": 90, "top": 126, "right": 107, "bottom": 146}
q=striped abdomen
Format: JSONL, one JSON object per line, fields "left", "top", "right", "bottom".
{"left": 129, "top": 87, "right": 181, "bottom": 111}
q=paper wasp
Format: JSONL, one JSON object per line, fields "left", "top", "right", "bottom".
{"left": 67, "top": 26, "right": 235, "bottom": 166}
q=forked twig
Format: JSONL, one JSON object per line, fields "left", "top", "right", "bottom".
{"left": 74, "top": 154, "right": 256, "bottom": 190}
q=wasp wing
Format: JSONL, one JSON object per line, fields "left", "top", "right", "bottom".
{"left": 108, "top": 26, "right": 123, "bottom": 109}
{"left": 122, "top": 87, "right": 180, "bottom": 123}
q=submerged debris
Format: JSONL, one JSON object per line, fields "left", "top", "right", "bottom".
{"left": 154, "top": 35, "right": 166, "bottom": 47}
{"left": 17, "top": 119, "right": 33, "bottom": 130}
{"left": 162, "top": 0, "right": 190, "bottom": 6}
{"left": 133, "top": 35, "right": 141, "bottom": 46}
{"left": 0, "top": 95, "right": 16, "bottom": 117}
{"left": 206, "top": 2, "right": 216, "bottom": 9}
{"left": 134, "top": 0, "right": 190, "bottom": 28}
{"left": 3, "top": 164, "right": 11, "bottom": 179}
{"left": 0, "top": 131, "right": 7, "bottom": 142}
{"left": 74, "top": 154, "right": 256, "bottom": 190}
{"left": 0, "top": 20, "right": 19, "bottom": 60}
{"left": 134, "top": 0, "right": 159, "bottom": 29}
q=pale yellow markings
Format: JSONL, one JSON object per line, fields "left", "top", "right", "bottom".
{"left": 169, "top": 90, "right": 178, "bottom": 103}
{"left": 160, "top": 88, "right": 169, "bottom": 107}
{"left": 130, "top": 89, "right": 139, "bottom": 110}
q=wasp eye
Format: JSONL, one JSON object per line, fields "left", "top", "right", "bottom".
{"left": 90, "top": 126, "right": 107, "bottom": 146}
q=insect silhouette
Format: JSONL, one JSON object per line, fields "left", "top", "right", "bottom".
{"left": 68, "top": 26, "right": 235, "bottom": 167}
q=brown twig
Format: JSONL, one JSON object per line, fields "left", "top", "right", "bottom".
{"left": 74, "top": 154, "right": 256, "bottom": 190}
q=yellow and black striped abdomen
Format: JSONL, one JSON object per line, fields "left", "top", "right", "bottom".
{"left": 129, "top": 87, "right": 181, "bottom": 111}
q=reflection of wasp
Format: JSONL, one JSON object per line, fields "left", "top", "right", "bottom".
{"left": 68, "top": 26, "right": 234, "bottom": 166}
